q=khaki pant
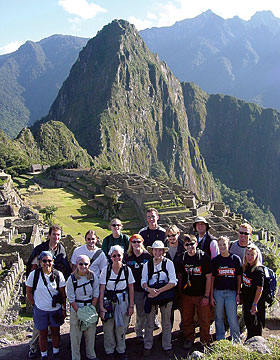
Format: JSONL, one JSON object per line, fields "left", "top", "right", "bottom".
{"left": 102, "top": 302, "right": 130, "bottom": 355}
{"left": 144, "top": 302, "right": 172, "bottom": 351}
{"left": 134, "top": 291, "right": 146, "bottom": 337}
{"left": 70, "top": 310, "right": 97, "bottom": 360}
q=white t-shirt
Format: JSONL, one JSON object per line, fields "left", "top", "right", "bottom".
{"left": 26, "top": 269, "right": 66, "bottom": 311}
{"left": 141, "top": 258, "right": 177, "bottom": 287}
{"left": 99, "top": 265, "right": 135, "bottom": 291}
{"left": 71, "top": 245, "right": 108, "bottom": 278}
{"left": 66, "top": 273, "right": 99, "bottom": 310}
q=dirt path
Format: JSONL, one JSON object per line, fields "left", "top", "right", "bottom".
{"left": 0, "top": 310, "right": 280, "bottom": 360}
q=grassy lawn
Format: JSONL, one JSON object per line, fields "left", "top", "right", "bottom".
{"left": 30, "top": 187, "right": 111, "bottom": 242}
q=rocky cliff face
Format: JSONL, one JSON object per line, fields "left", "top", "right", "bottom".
{"left": 182, "top": 81, "right": 280, "bottom": 221}
{"left": 0, "top": 35, "right": 88, "bottom": 137}
{"left": 44, "top": 20, "right": 218, "bottom": 200}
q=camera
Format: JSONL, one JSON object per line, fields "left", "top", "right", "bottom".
{"left": 52, "top": 293, "right": 63, "bottom": 307}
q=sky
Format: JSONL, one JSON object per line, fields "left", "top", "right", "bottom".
{"left": 1, "top": 0, "right": 280, "bottom": 55}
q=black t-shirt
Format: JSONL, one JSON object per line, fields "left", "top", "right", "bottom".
{"left": 176, "top": 249, "right": 212, "bottom": 296}
{"left": 124, "top": 251, "right": 151, "bottom": 292}
{"left": 139, "top": 226, "right": 165, "bottom": 248}
{"left": 212, "top": 254, "right": 242, "bottom": 291}
{"left": 242, "top": 265, "right": 265, "bottom": 304}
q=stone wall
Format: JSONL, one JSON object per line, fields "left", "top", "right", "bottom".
{"left": 0, "top": 252, "right": 24, "bottom": 320}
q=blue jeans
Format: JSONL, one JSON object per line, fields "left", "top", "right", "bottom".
{"left": 213, "top": 289, "right": 240, "bottom": 343}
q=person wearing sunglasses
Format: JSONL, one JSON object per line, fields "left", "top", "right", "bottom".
{"left": 71, "top": 230, "right": 107, "bottom": 278}
{"left": 175, "top": 235, "right": 212, "bottom": 351}
{"left": 26, "top": 251, "right": 66, "bottom": 360}
{"left": 241, "top": 245, "right": 265, "bottom": 340}
{"left": 99, "top": 245, "right": 135, "bottom": 360}
{"left": 230, "top": 223, "right": 262, "bottom": 263}
{"left": 124, "top": 234, "right": 151, "bottom": 342}
{"left": 102, "top": 219, "right": 129, "bottom": 259}
{"left": 66, "top": 255, "right": 99, "bottom": 360}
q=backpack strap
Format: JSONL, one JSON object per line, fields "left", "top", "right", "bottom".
{"left": 71, "top": 273, "right": 94, "bottom": 299}
{"left": 90, "top": 249, "right": 103, "bottom": 265}
{"left": 32, "top": 267, "right": 41, "bottom": 295}
{"left": 106, "top": 264, "right": 128, "bottom": 291}
{"left": 147, "top": 257, "right": 169, "bottom": 285}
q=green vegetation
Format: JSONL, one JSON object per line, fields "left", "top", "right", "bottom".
{"left": 39, "top": 205, "right": 58, "bottom": 226}
{"left": 216, "top": 179, "right": 280, "bottom": 237}
{"left": 30, "top": 187, "right": 110, "bottom": 242}
{"left": 197, "top": 338, "right": 280, "bottom": 360}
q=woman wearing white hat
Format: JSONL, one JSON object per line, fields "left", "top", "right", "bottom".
{"left": 141, "top": 240, "right": 177, "bottom": 358}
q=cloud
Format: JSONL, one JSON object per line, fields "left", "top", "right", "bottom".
{"left": 58, "top": 0, "right": 107, "bottom": 20}
{"left": 128, "top": 16, "right": 153, "bottom": 31}
{"left": 0, "top": 41, "right": 23, "bottom": 55}
{"left": 132, "top": 0, "right": 280, "bottom": 31}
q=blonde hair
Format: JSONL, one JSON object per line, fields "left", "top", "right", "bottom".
{"left": 165, "top": 224, "right": 180, "bottom": 236}
{"left": 127, "top": 241, "right": 146, "bottom": 256}
{"left": 239, "top": 223, "right": 253, "bottom": 234}
{"left": 243, "top": 245, "right": 262, "bottom": 272}
{"left": 73, "top": 267, "right": 94, "bottom": 281}
{"left": 217, "top": 235, "right": 230, "bottom": 245}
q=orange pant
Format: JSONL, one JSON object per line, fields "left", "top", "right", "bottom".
{"left": 181, "top": 294, "right": 211, "bottom": 343}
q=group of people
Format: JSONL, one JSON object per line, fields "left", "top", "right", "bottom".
{"left": 25, "top": 208, "right": 266, "bottom": 360}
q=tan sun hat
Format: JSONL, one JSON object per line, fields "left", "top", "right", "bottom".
{"left": 147, "top": 240, "right": 169, "bottom": 255}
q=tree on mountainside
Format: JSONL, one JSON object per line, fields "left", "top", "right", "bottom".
{"left": 39, "top": 205, "right": 58, "bottom": 226}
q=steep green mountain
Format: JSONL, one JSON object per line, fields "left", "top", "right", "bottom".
{"left": 0, "top": 35, "right": 88, "bottom": 138}
{"left": 182, "top": 81, "right": 280, "bottom": 221}
{"left": 0, "top": 122, "right": 92, "bottom": 176}
{"left": 140, "top": 10, "right": 280, "bottom": 111}
{"left": 42, "top": 20, "right": 218, "bottom": 200}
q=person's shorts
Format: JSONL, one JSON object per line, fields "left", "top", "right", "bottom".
{"left": 33, "top": 305, "right": 64, "bottom": 330}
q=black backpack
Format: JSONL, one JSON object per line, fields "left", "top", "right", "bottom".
{"left": 262, "top": 266, "right": 277, "bottom": 306}
{"left": 32, "top": 267, "right": 60, "bottom": 294}
{"left": 71, "top": 273, "right": 94, "bottom": 292}
{"left": 105, "top": 263, "right": 129, "bottom": 290}
{"left": 147, "top": 257, "right": 169, "bottom": 285}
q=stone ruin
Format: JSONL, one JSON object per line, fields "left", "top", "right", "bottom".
{"left": 0, "top": 167, "right": 278, "bottom": 326}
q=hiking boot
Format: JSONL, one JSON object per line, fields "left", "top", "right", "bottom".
{"left": 52, "top": 353, "right": 61, "bottom": 360}
{"left": 183, "top": 340, "right": 193, "bottom": 350}
{"left": 117, "top": 352, "right": 128, "bottom": 360}
{"left": 105, "top": 354, "right": 114, "bottom": 360}
{"left": 41, "top": 356, "right": 48, "bottom": 360}
{"left": 143, "top": 348, "right": 151, "bottom": 357}
{"left": 29, "top": 348, "right": 38, "bottom": 359}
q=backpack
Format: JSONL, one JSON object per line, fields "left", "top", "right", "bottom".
{"left": 263, "top": 266, "right": 277, "bottom": 306}
{"left": 147, "top": 257, "right": 169, "bottom": 284}
{"left": 32, "top": 267, "right": 60, "bottom": 294}
{"left": 105, "top": 264, "right": 129, "bottom": 291}
{"left": 71, "top": 273, "right": 94, "bottom": 292}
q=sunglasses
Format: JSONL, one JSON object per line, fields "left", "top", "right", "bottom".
{"left": 185, "top": 242, "right": 196, "bottom": 247}
{"left": 112, "top": 224, "right": 121, "bottom": 227}
{"left": 132, "top": 240, "right": 142, "bottom": 244}
{"left": 167, "top": 234, "right": 177, "bottom": 238}
{"left": 86, "top": 237, "right": 96, "bottom": 240}
{"left": 112, "top": 254, "right": 122, "bottom": 258}
{"left": 79, "top": 262, "right": 89, "bottom": 266}
{"left": 42, "top": 259, "right": 52, "bottom": 264}
{"left": 239, "top": 231, "right": 250, "bottom": 235}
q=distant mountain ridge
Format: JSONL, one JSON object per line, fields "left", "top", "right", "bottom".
{"left": 0, "top": 34, "right": 89, "bottom": 137}
{"left": 140, "top": 10, "right": 280, "bottom": 111}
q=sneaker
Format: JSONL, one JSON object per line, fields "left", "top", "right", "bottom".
{"left": 41, "top": 356, "right": 48, "bottom": 360}
{"left": 106, "top": 354, "right": 114, "bottom": 360}
{"left": 143, "top": 348, "right": 151, "bottom": 357}
{"left": 183, "top": 340, "right": 193, "bottom": 350}
{"left": 29, "top": 348, "right": 38, "bottom": 359}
